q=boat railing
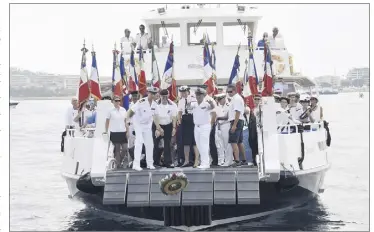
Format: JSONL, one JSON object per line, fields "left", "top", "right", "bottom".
{"left": 277, "top": 122, "right": 324, "bottom": 134}
{"left": 65, "top": 128, "right": 96, "bottom": 138}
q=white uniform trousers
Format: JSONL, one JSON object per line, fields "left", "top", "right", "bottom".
{"left": 133, "top": 123, "right": 154, "bottom": 168}
{"left": 194, "top": 124, "right": 211, "bottom": 168}
{"left": 128, "top": 124, "right": 135, "bottom": 148}
{"left": 215, "top": 122, "right": 232, "bottom": 165}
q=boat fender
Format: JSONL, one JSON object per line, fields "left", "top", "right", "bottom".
{"left": 323, "top": 120, "right": 331, "bottom": 147}
{"left": 76, "top": 172, "right": 102, "bottom": 194}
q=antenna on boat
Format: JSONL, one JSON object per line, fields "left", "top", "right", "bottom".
{"left": 193, "top": 19, "right": 202, "bottom": 35}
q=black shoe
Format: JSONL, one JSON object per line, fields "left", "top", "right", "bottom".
{"left": 240, "top": 160, "right": 247, "bottom": 166}
{"left": 230, "top": 160, "right": 241, "bottom": 168}
{"left": 164, "top": 164, "right": 174, "bottom": 168}
{"left": 182, "top": 162, "right": 193, "bottom": 168}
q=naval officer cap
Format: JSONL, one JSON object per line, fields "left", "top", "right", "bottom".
{"left": 147, "top": 86, "right": 159, "bottom": 93}
{"left": 287, "top": 92, "right": 297, "bottom": 97}
{"left": 160, "top": 89, "right": 169, "bottom": 96}
{"left": 279, "top": 96, "right": 290, "bottom": 104}
{"left": 214, "top": 93, "right": 226, "bottom": 100}
{"left": 179, "top": 85, "right": 190, "bottom": 92}
{"left": 310, "top": 95, "right": 319, "bottom": 102}
{"left": 195, "top": 87, "right": 207, "bottom": 95}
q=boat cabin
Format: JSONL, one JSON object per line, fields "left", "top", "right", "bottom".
{"left": 124, "top": 4, "right": 293, "bottom": 83}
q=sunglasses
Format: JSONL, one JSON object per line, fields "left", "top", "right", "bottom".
{"left": 227, "top": 91, "right": 233, "bottom": 93}
{"left": 114, "top": 99, "right": 121, "bottom": 102}
{"left": 254, "top": 98, "right": 261, "bottom": 101}
{"left": 139, "top": 27, "right": 145, "bottom": 30}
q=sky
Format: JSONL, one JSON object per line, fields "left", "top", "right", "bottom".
{"left": 10, "top": 3, "right": 369, "bottom": 79}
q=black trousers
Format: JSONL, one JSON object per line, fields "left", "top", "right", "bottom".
{"left": 209, "top": 124, "right": 218, "bottom": 165}
{"left": 152, "top": 123, "right": 173, "bottom": 166}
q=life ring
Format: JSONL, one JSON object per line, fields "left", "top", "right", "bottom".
{"left": 159, "top": 172, "right": 189, "bottom": 196}
{"left": 107, "top": 158, "right": 117, "bottom": 170}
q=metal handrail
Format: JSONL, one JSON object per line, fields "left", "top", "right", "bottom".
{"left": 277, "top": 122, "right": 323, "bottom": 134}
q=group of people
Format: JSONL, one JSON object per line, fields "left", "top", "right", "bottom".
{"left": 63, "top": 83, "right": 324, "bottom": 171}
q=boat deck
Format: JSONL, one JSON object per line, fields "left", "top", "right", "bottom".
{"left": 103, "top": 166, "right": 260, "bottom": 207}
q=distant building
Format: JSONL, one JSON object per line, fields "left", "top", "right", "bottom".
{"left": 346, "top": 67, "right": 369, "bottom": 86}
{"left": 314, "top": 75, "right": 341, "bottom": 88}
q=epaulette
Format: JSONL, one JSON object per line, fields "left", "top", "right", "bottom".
{"left": 139, "top": 98, "right": 146, "bottom": 103}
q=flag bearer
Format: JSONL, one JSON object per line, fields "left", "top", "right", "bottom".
{"left": 127, "top": 87, "right": 162, "bottom": 171}
{"left": 190, "top": 87, "right": 215, "bottom": 169}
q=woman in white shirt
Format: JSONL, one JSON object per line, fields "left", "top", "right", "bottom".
{"left": 104, "top": 95, "right": 128, "bottom": 168}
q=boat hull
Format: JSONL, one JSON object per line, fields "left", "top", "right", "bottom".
{"left": 71, "top": 165, "right": 328, "bottom": 227}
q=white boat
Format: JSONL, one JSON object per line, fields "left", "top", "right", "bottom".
{"left": 61, "top": 4, "right": 331, "bottom": 230}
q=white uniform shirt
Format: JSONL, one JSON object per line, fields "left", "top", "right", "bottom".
{"left": 66, "top": 106, "right": 79, "bottom": 127}
{"left": 191, "top": 101, "right": 213, "bottom": 125}
{"left": 228, "top": 93, "right": 245, "bottom": 122}
{"left": 121, "top": 36, "right": 135, "bottom": 54}
{"left": 310, "top": 105, "right": 322, "bottom": 122}
{"left": 156, "top": 100, "right": 178, "bottom": 125}
{"left": 106, "top": 107, "right": 127, "bottom": 132}
{"left": 131, "top": 97, "right": 158, "bottom": 126}
{"left": 289, "top": 104, "right": 302, "bottom": 122}
{"left": 178, "top": 95, "right": 197, "bottom": 115}
{"left": 269, "top": 34, "right": 285, "bottom": 49}
{"left": 216, "top": 102, "right": 230, "bottom": 124}
{"left": 136, "top": 32, "right": 151, "bottom": 50}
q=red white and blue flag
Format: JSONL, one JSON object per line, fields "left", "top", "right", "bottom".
{"left": 119, "top": 50, "right": 130, "bottom": 110}
{"left": 228, "top": 53, "right": 242, "bottom": 95}
{"left": 151, "top": 45, "right": 161, "bottom": 88}
{"left": 261, "top": 43, "right": 273, "bottom": 96}
{"left": 203, "top": 35, "right": 216, "bottom": 95}
{"left": 242, "top": 62, "right": 255, "bottom": 109}
{"left": 78, "top": 45, "right": 90, "bottom": 105}
{"left": 161, "top": 41, "right": 177, "bottom": 101}
{"left": 128, "top": 49, "right": 138, "bottom": 93}
{"left": 89, "top": 49, "right": 102, "bottom": 100}
{"left": 138, "top": 47, "right": 147, "bottom": 96}
{"left": 248, "top": 38, "right": 259, "bottom": 96}
{"left": 112, "top": 47, "right": 122, "bottom": 98}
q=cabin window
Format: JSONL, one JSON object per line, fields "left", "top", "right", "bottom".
{"left": 149, "top": 23, "right": 181, "bottom": 48}
{"left": 187, "top": 22, "right": 216, "bottom": 45}
{"left": 222, "top": 22, "right": 254, "bottom": 46}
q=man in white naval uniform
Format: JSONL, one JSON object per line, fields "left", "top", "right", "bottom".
{"left": 135, "top": 24, "right": 152, "bottom": 50}
{"left": 214, "top": 93, "right": 233, "bottom": 166}
{"left": 190, "top": 88, "right": 215, "bottom": 169}
{"left": 127, "top": 87, "right": 163, "bottom": 171}
{"left": 126, "top": 90, "right": 140, "bottom": 166}
{"left": 121, "top": 28, "right": 136, "bottom": 54}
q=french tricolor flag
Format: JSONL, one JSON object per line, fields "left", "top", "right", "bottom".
{"left": 242, "top": 63, "right": 255, "bottom": 109}
{"left": 89, "top": 48, "right": 102, "bottom": 100}
{"left": 228, "top": 53, "right": 241, "bottom": 95}
{"left": 261, "top": 43, "right": 273, "bottom": 96}
{"left": 112, "top": 47, "right": 122, "bottom": 98}
{"left": 161, "top": 41, "right": 177, "bottom": 101}
{"left": 203, "top": 36, "right": 216, "bottom": 96}
{"left": 128, "top": 49, "right": 138, "bottom": 93}
{"left": 138, "top": 47, "right": 147, "bottom": 96}
{"left": 78, "top": 44, "right": 90, "bottom": 105}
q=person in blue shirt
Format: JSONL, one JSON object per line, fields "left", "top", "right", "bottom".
{"left": 257, "top": 32, "right": 268, "bottom": 50}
